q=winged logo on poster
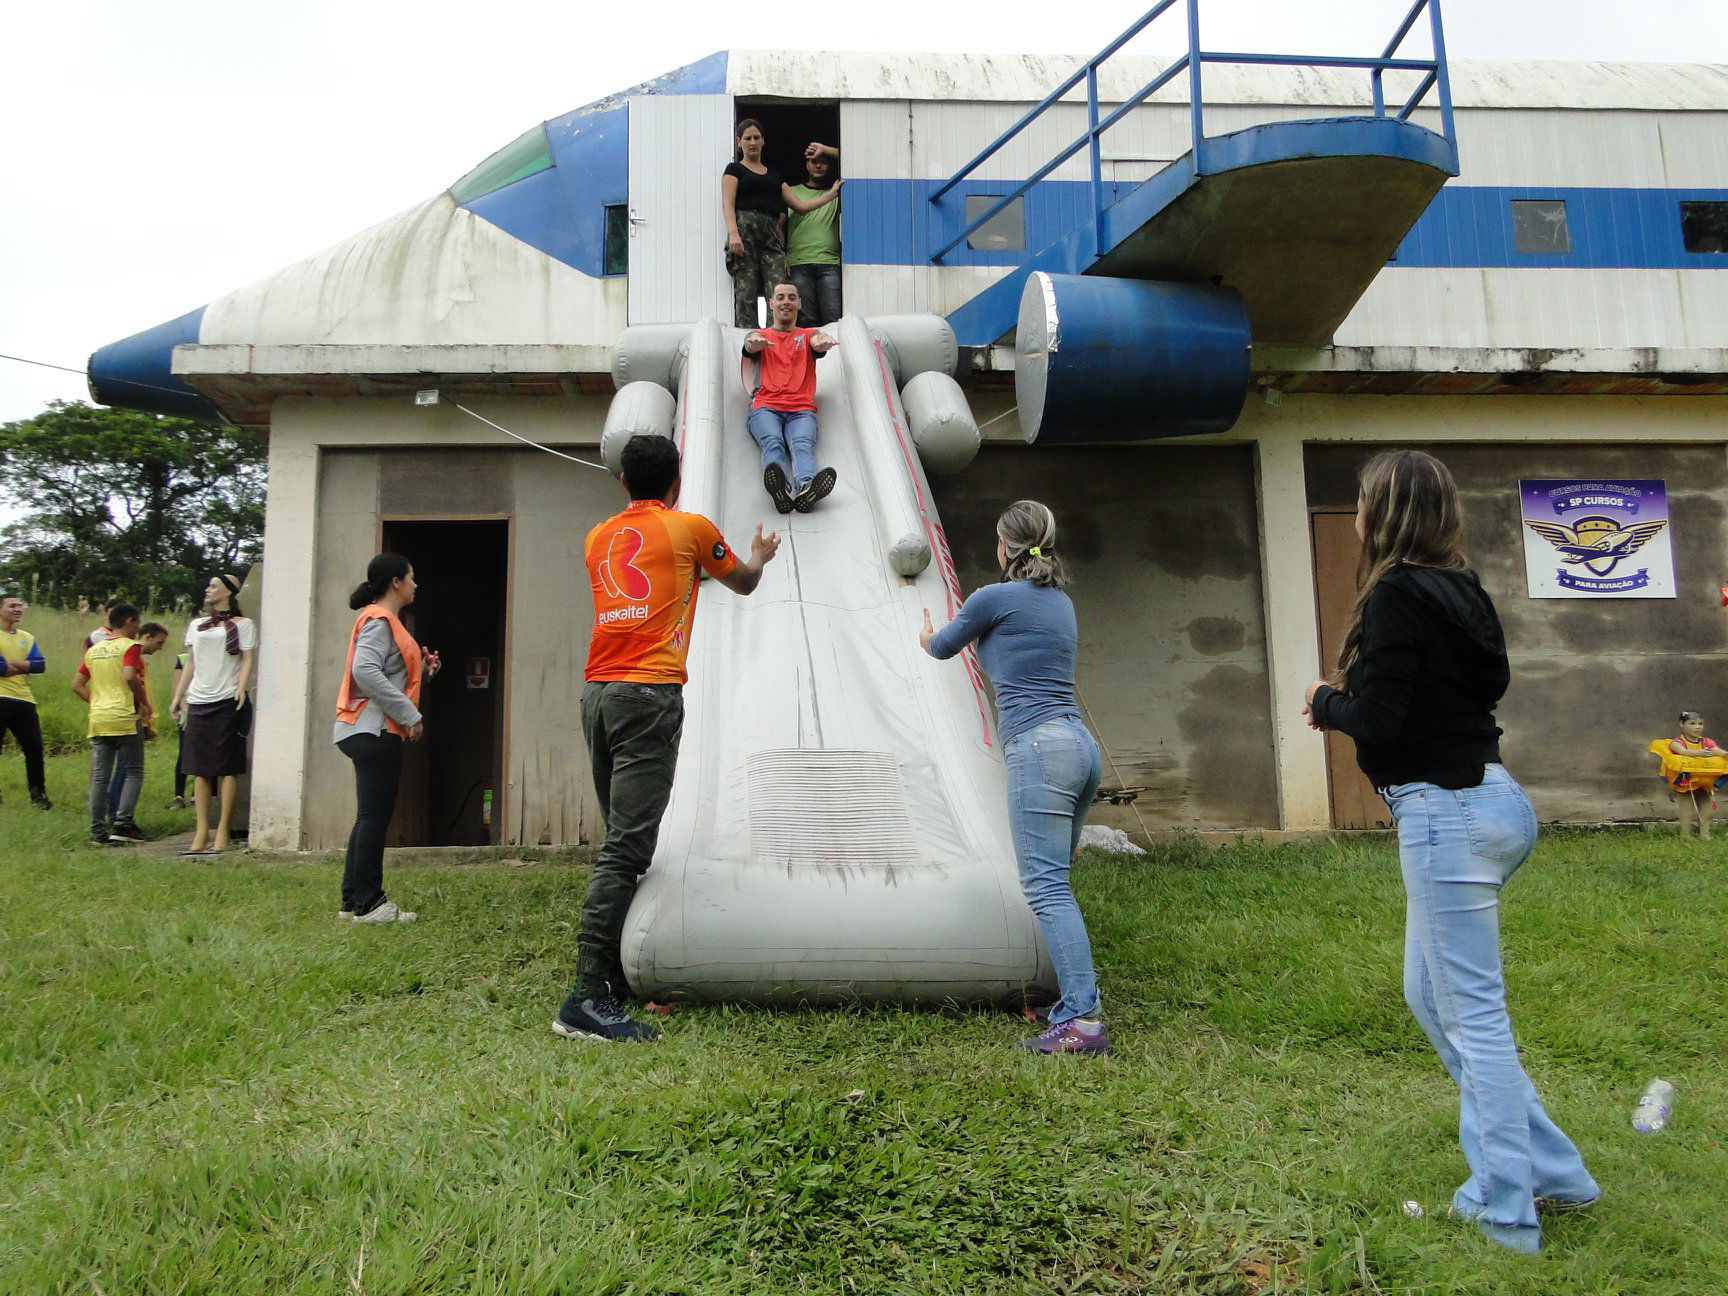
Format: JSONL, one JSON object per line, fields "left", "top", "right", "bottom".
{"left": 1523, "top": 515, "right": 1669, "bottom": 578}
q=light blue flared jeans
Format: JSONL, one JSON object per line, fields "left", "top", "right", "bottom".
{"left": 1004, "top": 717, "right": 1104, "bottom": 1024}
{"left": 1383, "top": 763, "right": 1598, "bottom": 1253}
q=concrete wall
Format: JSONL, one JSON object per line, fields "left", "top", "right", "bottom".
{"left": 252, "top": 388, "right": 1728, "bottom": 845}
{"left": 297, "top": 447, "right": 622, "bottom": 851}
{"left": 930, "top": 445, "right": 1279, "bottom": 831}
{"left": 252, "top": 397, "right": 617, "bottom": 849}
{"left": 1230, "top": 390, "right": 1728, "bottom": 830}
{"left": 1306, "top": 441, "right": 1728, "bottom": 822}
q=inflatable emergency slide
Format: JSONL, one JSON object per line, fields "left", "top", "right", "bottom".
{"left": 601, "top": 315, "right": 1055, "bottom": 1006}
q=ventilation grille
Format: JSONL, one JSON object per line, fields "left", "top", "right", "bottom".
{"left": 746, "top": 749, "right": 919, "bottom": 869}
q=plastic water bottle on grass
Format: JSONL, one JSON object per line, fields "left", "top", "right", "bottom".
{"left": 1632, "top": 1078, "right": 1675, "bottom": 1133}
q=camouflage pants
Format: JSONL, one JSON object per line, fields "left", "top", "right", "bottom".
{"left": 725, "top": 210, "right": 789, "bottom": 329}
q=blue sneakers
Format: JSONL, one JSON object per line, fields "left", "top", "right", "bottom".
{"left": 553, "top": 982, "right": 662, "bottom": 1044}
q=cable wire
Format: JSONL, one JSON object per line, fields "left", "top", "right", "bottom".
{"left": 447, "top": 401, "right": 609, "bottom": 472}
{"left": 0, "top": 351, "right": 211, "bottom": 407}
{"left": 1074, "top": 680, "right": 1157, "bottom": 846}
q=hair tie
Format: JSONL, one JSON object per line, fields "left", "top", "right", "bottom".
{"left": 1026, "top": 546, "right": 1042, "bottom": 557}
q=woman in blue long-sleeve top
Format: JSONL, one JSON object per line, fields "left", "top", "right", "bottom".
{"left": 920, "top": 501, "right": 1110, "bottom": 1056}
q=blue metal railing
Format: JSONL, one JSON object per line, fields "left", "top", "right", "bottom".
{"left": 929, "top": 0, "right": 1454, "bottom": 263}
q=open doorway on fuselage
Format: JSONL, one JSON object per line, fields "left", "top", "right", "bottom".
{"left": 734, "top": 99, "right": 841, "bottom": 191}
{"left": 734, "top": 99, "right": 843, "bottom": 327}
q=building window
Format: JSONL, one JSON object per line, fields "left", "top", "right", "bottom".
{"left": 965, "top": 195, "right": 1026, "bottom": 252}
{"left": 604, "top": 205, "right": 629, "bottom": 276}
{"left": 1680, "top": 201, "right": 1728, "bottom": 254}
{"left": 449, "top": 124, "right": 553, "bottom": 205}
{"left": 1511, "top": 199, "right": 1570, "bottom": 255}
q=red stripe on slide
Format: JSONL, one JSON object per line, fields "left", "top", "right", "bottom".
{"left": 873, "top": 340, "right": 994, "bottom": 749}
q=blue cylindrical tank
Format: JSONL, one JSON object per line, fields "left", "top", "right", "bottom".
{"left": 1013, "top": 272, "right": 1250, "bottom": 443}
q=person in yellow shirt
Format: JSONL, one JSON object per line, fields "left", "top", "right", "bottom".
{"left": 102, "top": 623, "right": 169, "bottom": 824}
{"left": 72, "top": 603, "right": 149, "bottom": 844}
{"left": 0, "top": 591, "right": 51, "bottom": 809}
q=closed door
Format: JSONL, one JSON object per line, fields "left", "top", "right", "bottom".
{"left": 1310, "top": 510, "right": 1389, "bottom": 829}
{"left": 628, "top": 93, "right": 736, "bottom": 325}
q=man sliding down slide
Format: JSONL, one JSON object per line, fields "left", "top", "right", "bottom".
{"left": 743, "top": 282, "right": 839, "bottom": 515}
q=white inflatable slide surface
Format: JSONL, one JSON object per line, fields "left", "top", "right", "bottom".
{"left": 617, "top": 315, "right": 1055, "bottom": 1005}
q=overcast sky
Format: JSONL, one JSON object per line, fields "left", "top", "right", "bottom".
{"left": 1, "top": 0, "right": 1723, "bottom": 433}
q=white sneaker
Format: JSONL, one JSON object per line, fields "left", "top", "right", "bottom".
{"left": 338, "top": 910, "right": 355, "bottom": 920}
{"left": 352, "top": 899, "right": 417, "bottom": 924}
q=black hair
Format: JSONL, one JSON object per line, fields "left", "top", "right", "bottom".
{"left": 621, "top": 435, "right": 680, "bottom": 502}
{"left": 734, "top": 117, "right": 763, "bottom": 161}
{"left": 139, "top": 622, "right": 169, "bottom": 638}
{"left": 106, "top": 602, "right": 140, "bottom": 628}
{"left": 349, "top": 553, "right": 413, "bottom": 611}
{"left": 0, "top": 591, "right": 17, "bottom": 605}
{"left": 1679, "top": 709, "right": 1704, "bottom": 724}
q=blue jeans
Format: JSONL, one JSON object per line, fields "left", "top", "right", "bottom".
{"left": 1384, "top": 764, "right": 1598, "bottom": 1253}
{"left": 89, "top": 733, "right": 143, "bottom": 832}
{"left": 746, "top": 408, "right": 819, "bottom": 487}
{"left": 1004, "top": 718, "right": 1103, "bottom": 1024}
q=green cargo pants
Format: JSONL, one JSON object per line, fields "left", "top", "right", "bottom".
{"left": 726, "top": 210, "right": 790, "bottom": 329}
{"left": 574, "top": 680, "right": 685, "bottom": 992}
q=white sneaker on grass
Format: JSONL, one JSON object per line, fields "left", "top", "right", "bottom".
{"left": 351, "top": 899, "right": 416, "bottom": 924}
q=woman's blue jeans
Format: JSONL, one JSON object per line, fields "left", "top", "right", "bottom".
{"left": 1383, "top": 764, "right": 1598, "bottom": 1253}
{"left": 1004, "top": 718, "right": 1103, "bottom": 1024}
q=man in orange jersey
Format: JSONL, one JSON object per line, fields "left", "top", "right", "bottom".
{"left": 554, "top": 435, "right": 780, "bottom": 1043}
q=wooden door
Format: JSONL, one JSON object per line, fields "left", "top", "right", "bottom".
{"left": 1310, "top": 511, "right": 1390, "bottom": 829}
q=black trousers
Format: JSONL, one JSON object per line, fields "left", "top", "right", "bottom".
{"left": 0, "top": 698, "right": 47, "bottom": 800}
{"left": 337, "top": 731, "right": 404, "bottom": 916}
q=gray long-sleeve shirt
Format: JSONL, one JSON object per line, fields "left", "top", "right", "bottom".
{"left": 332, "top": 618, "right": 422, "bottom": 744}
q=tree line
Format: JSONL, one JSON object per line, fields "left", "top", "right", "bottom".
{"left": 0, "top": 401, "right": 264, "bottom": 608}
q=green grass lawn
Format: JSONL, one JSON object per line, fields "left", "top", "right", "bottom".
{"left": 1, "top": 744, "right": 1724, "bottom": 1293}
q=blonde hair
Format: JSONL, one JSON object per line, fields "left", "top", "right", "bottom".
{"left": 997, "top": 500, "right": 1068, "bottom": 589}
{"left": 1335, "top": 450, "right": 1467, "bottom": 682}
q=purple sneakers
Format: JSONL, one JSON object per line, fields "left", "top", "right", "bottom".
{"left": 1018, "top": 1017, "right": 1111, "bottom": 1056}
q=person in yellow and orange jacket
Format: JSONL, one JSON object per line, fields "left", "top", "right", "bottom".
{"left": 73, "top": 603, "right": 148, "bottom": 844}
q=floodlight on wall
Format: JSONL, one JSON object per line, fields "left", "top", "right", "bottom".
{"left": 415, "top": 389, "right": 440, "bottom": 406}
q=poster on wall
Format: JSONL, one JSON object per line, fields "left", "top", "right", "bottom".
{"left": 1519, "top": 479, "right": 1675, "bottom": 599}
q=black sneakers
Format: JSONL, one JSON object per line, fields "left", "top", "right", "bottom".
{"left": 552, "top": 981, "right": 662, "bottom": 1043}
{"left": 794, "top": 467, "right": 837, "bottom": 513}
{"left": 108, "top": 823, "right": 148, "bottom": 844}
{"left": 763, "top": 463, "right": 795, "bottom": 514}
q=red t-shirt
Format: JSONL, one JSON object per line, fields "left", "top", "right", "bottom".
{"left": 584, "top": 500, "right": 739, "bottom": 685}
{"left": 750, "top": 327, "right": 823, "bottom": 414}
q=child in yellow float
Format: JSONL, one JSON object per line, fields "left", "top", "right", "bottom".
{"left": 1648, "top": 710, "right": 1728, "bottom": 839}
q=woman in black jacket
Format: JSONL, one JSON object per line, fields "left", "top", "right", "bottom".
{"left": 1304, "top": 450, "right": 1598, "bottom": 1253}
